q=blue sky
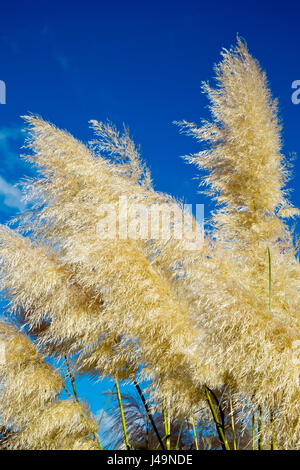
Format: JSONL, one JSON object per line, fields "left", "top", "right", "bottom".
{"left": 0, "top": 0, "right": 300, "bottom": 436}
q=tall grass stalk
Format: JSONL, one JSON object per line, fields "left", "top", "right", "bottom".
{"left": 190, "top": 423, "right": 207, "bottom": 450}
{"left": 258, "top": 406, "right": 263, "bottom": 450}
{"left": 191, "top": 417, "right": 199, "bottom": 450}
{"left": 163, "top": 405, "right": 171, "bottom": 450}
{"left": 65, "top": 356, "right": 79, "bottom": 403}
{"left": 229, "top": 391, "right": 237, "bottom": 450}
{"left": 205, "top": 387, "right": 230, "bottom": 450}
{"left": 252, "top": 411, "right": 255, "bottom": 450}
{"left": 133, "top": 379, "right": 165, "bottom": 450}
{"left": 115, "top": 379, "right": 130, "bottom": 449}
{"left": 175, "top": 420, "right": 185, "bottom": 450}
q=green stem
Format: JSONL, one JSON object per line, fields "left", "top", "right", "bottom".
{"left": 133, "top": 379, "right": 165, "bottom": 450}
{"left": 175, "top": 420, "right": 184, "bottom": 450}
{"left": 229, "top": 391, "right": 237, "bottom": 450}
{"left": 258, "top": 406, "right": 263, "bottom": 450}
{"left": 65, "top": 356, "right": 79, "bottom": 403}
{"left": 191, "top": 417, "right": 199, "bottom": 450}
{"left": 189, "top": 422, "right": 207, "bottom": 450}
{"left": 115, "top": 379, "right": 130, "bottom": 449}
{"left": 205, "top": 387, "right": 230, "bottom": 450}
{"left": 163, "top": 405, "right": 171, "bottom": 450}
{"left": 95, "top": 436, "right": 104, "bottom": 450}
{"left": 252, "top": 411, "right": 255, "bottom": 450}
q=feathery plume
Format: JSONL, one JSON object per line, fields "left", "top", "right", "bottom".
{"left": 176, "top": 39, "right": 300, "bottom": 448}
{"left": 0, "top": 321, "right": 98, "bottom": 449}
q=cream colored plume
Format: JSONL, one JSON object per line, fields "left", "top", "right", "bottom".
{"left": 0, "top": 321, "right": 98, "bottom": 449}
{"left": 0, "top": 225, "right": 135, "bottom": 380}
{"left": 8, "top": 115, "right": 209, "bottom": 415}
{"left": 175, "top": 39, "right": 300, "bottom": 448}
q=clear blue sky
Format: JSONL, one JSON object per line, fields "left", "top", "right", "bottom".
{"left": 0, "top": 0, "right": 299, "bottom": 434}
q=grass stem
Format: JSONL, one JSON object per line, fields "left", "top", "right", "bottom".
{"left": 205, "top": 387, "right": 230, "bottom": 450}
{"left": 191, "top": 417, "right": 199, "bottom": 450}
{"left": 115, "top": 379, "right": 130, "bottom": 450}
{"left": 258, "top": 406, "right": 263, "bottom": 450}
{"left": 252, "top": 411, "right": 255, "bottom": 450}
{"left": 133, "top": 379, "right": 165, "bottom": 450}
{"left": 163, "top": 405, "right": 171, "bottom": 450}
{"left": 175, "top": 420, "right": 184, "bottom": 450}
{"left": 229, "top": 391, "right": 237, "bottom": 450}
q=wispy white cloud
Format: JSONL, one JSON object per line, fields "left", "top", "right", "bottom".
{"left": 0, "top": 126, "right": 25, "bottom": 212}
{"left": 0, "top": 175, "right": 24, "bottom": 211}
{"left": 0, "top": 126, "right": 21, "bottom": 141}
